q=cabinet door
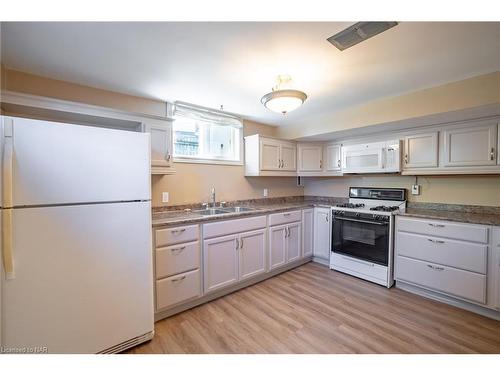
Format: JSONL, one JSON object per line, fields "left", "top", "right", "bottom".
{"left": 280, "top": 141, "right": 297, "bottom": 171}
{"left": 203, "top": 234, "right": 239, "bottom": 293}
{"left": 302, "top": 209, "right": 314, "bottom": 257}
{"left": 144, "top": 120, "right": 173, "bottom": 168}
{"left": 298, "top": 144, "right": 323, "bottom": 172}
{"left": 443, "top": 123, "right": 497, "bottom": 167}
{"left": 269, "top": 225, "right": 287, "bottom": 270}
{"left": 403, "top": 132, "right": 438, "bottom": 168}
{"left": 313, "top": 207, "right": 331, "bottom": 261}
{"left": 325, "top": 144, "right": 342, "bottom": 171}
{"left": 493, "top": 227, "right": 500, "bottom": 310}
{"left": 260, "top": 138, "right": 281, "bottom": 170}
{"left": 286, "top": 222, "right": 302, "bottom": 263}
{"left": 239, "top": 229, "right": 267, "bottom": 281}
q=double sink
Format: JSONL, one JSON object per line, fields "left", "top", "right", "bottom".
{"left": 194, "top": 206, "right": 256, "bottom": 216}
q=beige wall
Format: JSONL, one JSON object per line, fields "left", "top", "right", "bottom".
{"left": 1, "top": 67, "right": 303, "bottom": 207}
{"left": 278, "top": 71, "right": 500, "bottom": 140}
{"left": 152, "top": 119, "right": 303, "bottom": 207}
{"left": 304, "top": 175, "right": 500, "bottom": 207}
{"left": 1, "top": 67, "right": 166, "bottom": 117}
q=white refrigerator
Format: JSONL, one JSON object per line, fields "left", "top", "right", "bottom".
{"left": 0, "top": 116, "right": 154, "bottom": 353}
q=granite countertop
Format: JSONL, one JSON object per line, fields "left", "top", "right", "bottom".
{"left": 399, "top": 203, "right": 500, "bottom": 226}
{"left": 152, "top": 197, "right": 341, "bottom": 227}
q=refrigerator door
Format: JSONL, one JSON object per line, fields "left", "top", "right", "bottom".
{"left": 2, "top": 201, "right": 154, "bottom": 353}
{"left": 5, "top": 116, "right": 150, "bottom": 207}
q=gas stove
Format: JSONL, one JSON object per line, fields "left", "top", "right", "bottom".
{"left": 330, "top": 187, "right": 406, "bottom": 288}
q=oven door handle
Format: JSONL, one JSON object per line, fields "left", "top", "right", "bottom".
{"left": 333, "top": 216, "right": 388, "bottom": 226}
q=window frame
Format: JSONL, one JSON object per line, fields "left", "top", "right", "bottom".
{"left": 172, "top": 103, "right": 244, "bottom": 166}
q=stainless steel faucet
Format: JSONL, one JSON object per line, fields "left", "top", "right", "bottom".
{"left": 210, "top": 187, "right": 216, "bottom": 208}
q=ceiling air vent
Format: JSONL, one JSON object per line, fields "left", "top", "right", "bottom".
{"left": 327, "top": 22, "right": 398, "bottom": 51}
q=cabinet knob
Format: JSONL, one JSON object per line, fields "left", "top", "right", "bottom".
{"left": 491, "top": 148, "right": 496, "bottom": 161}
{"left": 166, "top": 153, "right": 171, "bottom": 161}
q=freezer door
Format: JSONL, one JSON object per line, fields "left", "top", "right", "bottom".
{"left": 5, "top": 116, "right": 150, "bottom": 207}
{"left": 2, "top": 202, "right": 154, "bottom": 353}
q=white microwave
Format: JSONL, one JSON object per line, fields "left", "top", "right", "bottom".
{"left": 342, "top": 140, "right": 401, "bottom": 174}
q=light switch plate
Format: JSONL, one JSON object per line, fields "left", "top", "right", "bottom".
{"left": 411, "top": 184, "right": 420, "bottom": 195}
{"left": 263, "top": 188, "right": 268, "bottom": 197}
{"left": 162, "top": 192, "right": 169, "bottom": 203}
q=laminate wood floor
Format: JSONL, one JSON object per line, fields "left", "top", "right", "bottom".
{"left": 127, "top": 262, "right": 500, "bottom": 354}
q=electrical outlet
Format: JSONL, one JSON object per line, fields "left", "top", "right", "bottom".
{"left": 162, "top": 192, "right": 169, "bottom": 203}
{"left": 411, "top": 185, "right": 420, "bottom": 195}
{"left": 263, "top": 188, "right": 268, "bottom": 197}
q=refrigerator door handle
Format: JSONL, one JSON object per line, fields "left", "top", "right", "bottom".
{"left": 2, "top": 209, "right": 14, "bottom": 279}
{"left": 3, "top": 118, "right": 15, "bottom": 279}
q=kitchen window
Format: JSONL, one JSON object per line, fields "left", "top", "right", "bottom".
{"left": 173, "top": 102, "right": 243, "bottom": 165}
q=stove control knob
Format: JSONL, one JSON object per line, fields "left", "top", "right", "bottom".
{"left": 355, "top": 212, "right": 361, "bottom": 217}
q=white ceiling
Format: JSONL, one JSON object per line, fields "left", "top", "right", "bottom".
{"left": 1, "top": 22, "right": 499, "bottom": 127}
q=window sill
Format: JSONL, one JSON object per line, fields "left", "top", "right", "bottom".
{"left": 173, "top": 157, "right": 244, "bottom": 166}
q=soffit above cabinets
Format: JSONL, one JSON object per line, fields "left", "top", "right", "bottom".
{"left": 2, "top": 22, "right": 499, "bottom": 129}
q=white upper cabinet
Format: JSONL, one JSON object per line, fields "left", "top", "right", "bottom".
{"left": 143, "top": 119, "right": 174, "bottom": 174}
{"left": 442, "top": 122, "right": 498, "bottom": 167}
{"left": 244, "top": 135, "right": 297, "bottom": 176}
{"left": 403, "top": 132, "right": 439, "bottom": 169}
{"left": 279, "top": 141, "right": 297, "bottom": 171}
{"left": 325, "top": 143, "right": 342, "bottom": 172}
{"left": 298, "top": 143, "right": 323, "bottom": 172}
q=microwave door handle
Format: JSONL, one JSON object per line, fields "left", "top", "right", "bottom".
{"left": 334, "top": 216, "right": 388, "bottom": 226}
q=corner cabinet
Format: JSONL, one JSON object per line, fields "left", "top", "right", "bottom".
{"left": 143, "top": 118, "right": 175, "bottom": 175}
{"left": 244, "top": 134, "right": 297, "bottom": 176}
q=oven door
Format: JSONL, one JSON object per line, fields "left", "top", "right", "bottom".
{"left": 331, "top": 215, "right": 389, "bottom": 266}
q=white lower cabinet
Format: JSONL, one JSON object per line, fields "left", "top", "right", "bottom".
{"left": 269, "top": 221, "right": 302, "bottom": 270}
{"left": 493, "top": 227, "right": 500, "bottom": 310}
{"left": 395, "top": 216, "right": 490, "bottom": 306}
{"left": 269, "top": 225, "right": 287, "bottom": 270}
{"left": 302, "top": 209, "right": 314, "bottom": 257}
{"left": 156, "top": 269, "right": 202, "bottom": 310}
{"left": 204, "top": 234, "right": 240, "bottom": 293}
{"left": 204, "top": 228, "right": 267, "bottom": 293}
{"left": 313, "top": 207, "right": 331, "bottom": 263}
{"left": 239, "top": 229, "right": 267, "bottom": 281}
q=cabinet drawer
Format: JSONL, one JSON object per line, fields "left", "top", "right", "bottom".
{"left": 331, "top": 252, "right": 387, "bottom": 283}
{"left": 269, "top": 210, "right": 302, "bottom": 226}
{"left": 395, "top": 256, "right": 486, "bottom": 304}
{"left": 396, "top": 232, "right": 487, "bottom": 274}
{"left": 156, "top": 269, "right": 201, "bottom": 311}
{"left": 156, "top": 241, "right": 200, "bottom": 279}
{"left": 397, "top": 216, "right": 488, "bottom": 243}
{"left": 203, "top": 215, "right": 266, "bottom": 239}
{"left": 155, "top": 224, "right": 199, "bottom": 247}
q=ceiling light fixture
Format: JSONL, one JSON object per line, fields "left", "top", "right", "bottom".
{"left": 261, "top": 75, "right": 307, "bottom": 115}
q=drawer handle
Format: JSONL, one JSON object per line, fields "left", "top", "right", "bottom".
{"left": 428, "top": 223, "right": 445, "bottom": 228}
{"left": 171, "top": 275, "right": 186, "bottom": 283}
{"left": 283, "top": 213, "right": 292, "bottom": 216}
{"left": 171, "top": 228, "right": 186, "bottom": 234}
{"left": 170, "top": 246, "right": 186, "bottom": 253}
{"left": 427, "top": 264, "right": 445, "bottom": 271}
{"left": 427, "top": 238, "right": 445, "bottom": 244}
